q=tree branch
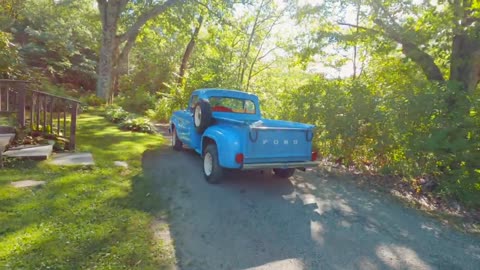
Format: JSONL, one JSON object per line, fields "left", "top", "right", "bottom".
{"left": 374, "top": 19, "right": 445, "bottom": 81}
{"left": 257, "top": 46, "right": 277, "bottom": 61}
{"left": 337, "top": 22, "right": 383, "bottom": 35}
{"left": 192, "top": 0, "right": 242, "bottom": 31}
{"left": 251, "top": 61, "right": 275, "bottom": 78}
{"left": 117, "top": 0, "right": 183, "bottom": 44}
{"left": 363, "top": 0, "right": 445, "bottom": 81}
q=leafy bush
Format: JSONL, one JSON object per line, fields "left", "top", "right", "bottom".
{"left": 146, "top": 97, "right": 177, "bottom": 122}
{"left": 280, "top": 75, "right": 480, "bottom": 207}
{"left": 82, "top": 94, "right": 104, "bottom": 106}
{"left": 0, "top": 31, "right": 21, "bottom": 77}
{"left": 117, "top": 86, "right": 156, "bottom": 114}
{"left": 105, "top": 105, "right": 155, "bottom": 133}
{"left": 105, "top": 105, "right": 130, "bottom": 123}
{"left": 118, "top": 117, "right": 155, "bottom": 133}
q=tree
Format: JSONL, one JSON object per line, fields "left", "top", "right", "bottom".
{"left": 237, "top": 0, "right": 287, "bottom": 92}
{"left": 297, "top": 0, "right": 480, "bottom": 93}
{"left": 96, "top": 0, "right": 184, "bottom": 101}
{"left": 177, "top": 15, "right": 204, "bottom": 87}
{"left": 1, "top": 0, "right": 100, "bottom": 86}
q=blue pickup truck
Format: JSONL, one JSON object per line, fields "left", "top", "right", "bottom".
{"left": 169, "top": 89, "right": 317, "bottom": 183}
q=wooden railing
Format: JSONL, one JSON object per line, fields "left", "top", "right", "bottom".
{"left": 0, "top": 79, "right": 80, "bottom": 150}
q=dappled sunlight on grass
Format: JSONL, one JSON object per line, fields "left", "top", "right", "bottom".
{"left": 0, "top": 222, "right": 56, "bottom": 258}
{"left": 0, "top": 111, "right": 173, "bottom": 269}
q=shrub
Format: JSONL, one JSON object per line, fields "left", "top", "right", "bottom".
{"left": 105, "top": 105, "right": 130, "bottom": 123}
{"left": 146, "top": 97, "right": 177, "bottom": 123}
{"left": 118, "top": 117, "right": 155, "bottom": 133}
{"left": 105, "top": 105, "right": 155, "bottom": 134}
{"left": 117, "top": 86, "right": 156, "bottom": 114}
{"left": 280, "top": 75, "right": 480, "bottom": 207}
{"left": 82, "top": 94, "right": 104, "bottom": 106}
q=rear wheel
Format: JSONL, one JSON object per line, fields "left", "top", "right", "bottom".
{"left": 203, "top": 144, "right": 223, "bottom": 184}
{"left": 273, "top": 168, "right": 295, "bottom": 178}
{"left": 172, "top": 127, "right": 182, "bottom": 151}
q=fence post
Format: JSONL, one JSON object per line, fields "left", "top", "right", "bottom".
{"left": 69, "top": 103, "right": 78, "bottom": 151}
{"left": 17, "top": 84, "right": 26, "bottom": 128}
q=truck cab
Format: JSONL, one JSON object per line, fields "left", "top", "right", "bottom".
{"left": 170, "top": 89, "right": 317, "bottom": 183}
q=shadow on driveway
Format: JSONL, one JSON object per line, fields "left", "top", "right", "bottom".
{"left": 138, "top": 146, "right": 480, "bottom": 270}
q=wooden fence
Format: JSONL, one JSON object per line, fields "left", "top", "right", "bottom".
{"left": 0, "top": 79, "right": 80, "bottom": 150}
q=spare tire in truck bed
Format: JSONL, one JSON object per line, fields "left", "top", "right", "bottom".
{"left": 193, "top": 100, "right": 213, "bottom": 133}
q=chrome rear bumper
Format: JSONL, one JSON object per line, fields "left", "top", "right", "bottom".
{"left": 241, "top": 161, "right": 318, "bottom": 170}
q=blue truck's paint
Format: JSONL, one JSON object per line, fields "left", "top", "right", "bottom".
{"left": 170, "top": 88, "right": 316, "bottom": 170}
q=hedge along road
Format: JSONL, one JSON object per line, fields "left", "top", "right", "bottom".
{"left": 142, "top": 129, "right": 480, "bottom": 270}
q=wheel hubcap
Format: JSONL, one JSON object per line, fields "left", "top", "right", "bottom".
{"left": 194, "top": 106, "right": 202, "bottom": 127}
{"left": 172, "top": 130, "right": 176, "bottom": 146}
{"left": 204, "top": 152, "right": 213, "bottom": 176}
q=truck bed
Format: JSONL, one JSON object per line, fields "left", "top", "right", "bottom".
{"left": 213, "top": 117, "right": 315, "bottom": 165}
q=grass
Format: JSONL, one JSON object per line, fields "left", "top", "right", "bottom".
{"left": 0, "top": 115, "right": 15, "bottom": 126}
{"left": 0, "top": 110, "right": 175, "bottom": 269}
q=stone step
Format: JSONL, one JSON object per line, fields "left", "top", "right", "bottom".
{"left": 0, "top": 133, "right": 15, "bottom": 151}
{"left": 0, "top": 133, "right": 16, "bottom": 167}
{"left": 3, "top": 144, "right": 53, "bottom": 160}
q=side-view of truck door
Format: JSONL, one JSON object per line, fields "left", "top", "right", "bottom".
{"left": 172, "top": 94, "right": 206, "bottom": 151}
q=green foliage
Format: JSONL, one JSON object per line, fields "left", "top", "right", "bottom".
{"left": 118, "top": 117, "right": 155, "bottom": 134}
{"left": 116, "top": 85, "right": 157, "bottom": 115}
{"left": 81, "top": 94, "right": 105, "bottom": 107}
{"left": 0, "top": 114, "right": 16, "bottom": 127}
{"left": 0, "top": 31, "right": 21, "bottom": 77}
{"left": 146, "top": 97, "right": 176, "bottom": 123}
{"left": 105, "top": 105, "right": 155, "bottom": 134}
{"left": 0, "top": 112, "right": 174, "bottom": 269}
{"left": 2, "top": 0, "right": 99, "bottom": 89}
{"left": 105, "top": 105, "right": 130, "bottom": 123}
{"left": 281, "top": 72, "right": 479, "bottom": 207}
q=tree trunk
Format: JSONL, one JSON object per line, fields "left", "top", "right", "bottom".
{"left": 239, "top": 0, "right": 264, "bottom": 90}
{"left": 96, "top": 0, "right": 181, "bottom": 101}
{"left": 449, "top": 34, "right": 480, "bottom": 93}
{"left": 177, "top": 15, "right": 204, "bottom": 87}
{"left": 353, "top": 0, "right": 361, "bottom": 79}
{"left": 96, "top": 0, "right": 123, "bottom": 101}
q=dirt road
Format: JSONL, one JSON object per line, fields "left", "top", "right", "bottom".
{"left": 142, "top": 142, "right": 480, "bottom": 269}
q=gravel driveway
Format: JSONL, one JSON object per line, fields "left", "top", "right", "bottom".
{"left": 142, "top": 136, "right": 480, "bottom": 270}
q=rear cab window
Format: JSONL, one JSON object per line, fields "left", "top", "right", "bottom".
{"left": 209, "top": 96, "right": 256, "bottom": 114}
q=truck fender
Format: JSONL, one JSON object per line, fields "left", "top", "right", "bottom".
{"left": 201, "top": 128, "right": 242, "bottom": 169}
{"left": 170, "top": 118, "right": 179, "bottom": 134}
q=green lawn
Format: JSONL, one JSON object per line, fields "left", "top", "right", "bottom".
{"left": 0, "top": 111, "right": 175, "bottom": 269}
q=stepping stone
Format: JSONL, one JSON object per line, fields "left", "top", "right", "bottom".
{"left": 114, "top": 161, "right": 128, "bottom": 168}
{"left": 11, "top": 180, "right": 45, "bottom": 188}
{"left": 50, "top": 152, "right": 94, "bottom": 166}
{"left": 3, "top": 145, "right": 53, "bottom": 160}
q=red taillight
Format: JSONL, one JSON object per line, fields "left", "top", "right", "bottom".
{"left": 311, "top": 151, "right": 318, "bottom": 161}
{"left": 235, "top": 153, "right": 244, "bottom": 164}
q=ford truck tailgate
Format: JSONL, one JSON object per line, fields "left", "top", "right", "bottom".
{"left": 244, "top": 122, "right": 314, "bottom": 164}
